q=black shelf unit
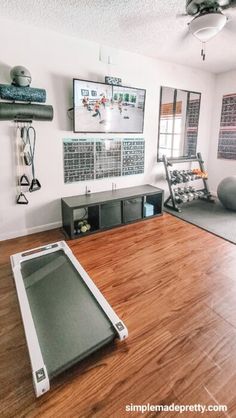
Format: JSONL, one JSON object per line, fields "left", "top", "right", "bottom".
{"left": 163, "top": 152, "right": 214, "bottom": 213}
{"left": 61, "top": 184, "right": 164, "bottom": 239}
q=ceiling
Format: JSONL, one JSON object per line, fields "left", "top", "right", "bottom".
{"left": 1, "top": 0, "right": 236, "bottom": 74}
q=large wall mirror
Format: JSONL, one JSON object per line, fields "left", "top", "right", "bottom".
{"left": 157, "top": 86, "right": 201, "bottom": 160}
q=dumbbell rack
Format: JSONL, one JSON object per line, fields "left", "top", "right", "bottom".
{"left": 163, "top": 152, "right": 214, "bottom": 213}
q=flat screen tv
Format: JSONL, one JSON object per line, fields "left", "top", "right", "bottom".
{"left": 73, "top": 79, "right": 146, "bottom": 133}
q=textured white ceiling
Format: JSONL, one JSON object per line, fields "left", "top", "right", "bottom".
{"left": 0, "top": 0, "right": 236, "bottom": 73}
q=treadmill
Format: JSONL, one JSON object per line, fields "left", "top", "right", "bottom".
{"left": 10, "top": 241, "right": 128, "bottom": 397}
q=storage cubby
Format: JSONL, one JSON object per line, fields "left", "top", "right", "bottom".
{"left": 123, "top": 198, "right": 143, "bottom": 223}
{"left": 61, "top": 185, "right": 163, "bottom": 239}
{"left": 100, "top": 202, "right": 122, "bottom": 229}
{"left": 73, "top": 205, "right": 100, "bottom": 237}
{"left": 145, "top": 193, "right": 163, "bottom": 217}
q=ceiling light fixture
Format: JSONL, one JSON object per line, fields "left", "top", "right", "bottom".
{"left": 189, "top": 11, "right": 227, "bottom": 60}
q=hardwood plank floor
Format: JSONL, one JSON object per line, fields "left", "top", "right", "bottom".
{"left": 0, "top": 213, "right": 236, "bottom": 417}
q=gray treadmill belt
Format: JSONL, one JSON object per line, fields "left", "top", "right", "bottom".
{"left": 21, "top": 250, "right": 115, "bottom": 378}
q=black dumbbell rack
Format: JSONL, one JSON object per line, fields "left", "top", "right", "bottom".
{"left": 163, "top": 152, "right": 214, "bottom": 213}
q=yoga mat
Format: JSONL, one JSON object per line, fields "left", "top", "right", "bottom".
{"left": 0, "top": 102, "right": 53, "bottom": 121}
{"left": 0, "top": 84, "right": 46, "bottom": 103}
{"left": 165, "top": 198, "right": 236, "bottom": 244}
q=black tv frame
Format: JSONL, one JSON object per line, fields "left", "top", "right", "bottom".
{"left": 73, "top": 78, "right": 146, "bottom": 134}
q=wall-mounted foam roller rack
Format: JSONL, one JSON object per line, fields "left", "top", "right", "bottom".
{"left": 61, "top": 184, "right": 164, "bottom": 239}
{"left": 10, "top": 241, "right": 128, "bottom": 397}
{"left": 163, "top": 152, "right": 215, "bottom": 213}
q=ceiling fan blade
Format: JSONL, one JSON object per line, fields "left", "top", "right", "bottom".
{"left": 221, "top": 0, "right": 236, "bottom": 9}
{"left": 176, "top": 13, "right": 189, "bottom": 18}
{"left": 219, "top": 0, "right": 231, "bottom": 6}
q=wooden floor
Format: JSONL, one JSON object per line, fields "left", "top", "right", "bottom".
{"left": 0, "top": 213, "right": 236, "bottom": 417}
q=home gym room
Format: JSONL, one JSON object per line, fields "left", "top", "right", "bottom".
{"left": 0, "top": 0, "right": 236, "bottom": 417}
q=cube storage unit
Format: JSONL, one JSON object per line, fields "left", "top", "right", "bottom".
{"left": 61, "top": 184, "right": 163, "bottom": 239}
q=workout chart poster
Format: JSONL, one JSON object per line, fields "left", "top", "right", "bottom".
{"left": 63, "top": 138, "right": 145, "bottom": 183}
{"left": 218, "top": 94, "right": 236, "bottom": 160}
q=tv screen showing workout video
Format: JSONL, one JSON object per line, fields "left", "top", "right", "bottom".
{"left": 73, "top": 79, "right": 146, "bottom": 133}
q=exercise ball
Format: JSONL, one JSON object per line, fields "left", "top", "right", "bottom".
{"left": 217, "top": 176, "right": 236, "bottom": 211}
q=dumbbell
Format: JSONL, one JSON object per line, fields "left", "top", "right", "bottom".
{"left": 188, "top": 170, "right": 196, "bottom": 181}
{"left": 188, "top": 192, "right": 194, "bottom": 201}
{"left": 189, "top": 186, "right": 198, "bottom": 197}
{"left": 177, "top": 187, "right": 184, "bottom": 194}
{"left": 182, "top": 194, "right": 189, "bottom": 203}
{"left": 193, "top": 191, "right": 202, "bottom": 198}
{"left": 173, "top": 191, "right": 183, "bottom": 204}
{"left": 181, "top": 175, "right": 187, "bottom": 183}
{"left": 177, "top": 187, "right": 188, "bottom": 202}
{"left": 192, "top": 170, "right": 201, "bottom": 180}
{"left": 76, "top": 220, "right": 91, "bottom": 233}
{"left": 181, "top": 171, "right": 189, "bottom": 183}
{"left": 170, "top": 171, "right": 178, "bottom": 185}
{"left": 184, "top": 186, "right": 194, "bottom": 201}
{"left": 189, "top": 186, "right": 199, "bottom": 199}
{"left": 173, "top": 170, "right": 183, "bottom": 184}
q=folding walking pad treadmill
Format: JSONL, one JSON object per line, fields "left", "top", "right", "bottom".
{"left": 11, "top": 241, "right": 128, "bottom": 397}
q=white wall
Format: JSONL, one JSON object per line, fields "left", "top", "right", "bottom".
{"left": 0, "top": 17, "right": 215, "bottom": 241}
{"left": 207, "top": 70, "right": 236, "bottom": 194}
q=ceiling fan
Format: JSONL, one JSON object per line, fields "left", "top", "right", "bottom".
{"left": 182, "top": 0, "right": 236, "bottom": 60}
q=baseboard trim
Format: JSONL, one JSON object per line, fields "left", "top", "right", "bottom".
{"left": 0, "top": 221, "right": 62, "bottom": 242}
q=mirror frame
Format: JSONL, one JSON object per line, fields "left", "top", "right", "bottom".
{"left": 157, "top": 86, "right": 201, "bottom": 161}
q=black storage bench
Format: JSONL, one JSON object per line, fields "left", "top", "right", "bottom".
{"left": 61, "top": 184, "right": 164, "bottom": 239}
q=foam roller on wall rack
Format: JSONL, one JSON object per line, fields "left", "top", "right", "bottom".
{"left": 0, "top": 84, "right": 46, "bottom": 103}
{"left": 0, "top": 102, "right": 53, "bottom": 121}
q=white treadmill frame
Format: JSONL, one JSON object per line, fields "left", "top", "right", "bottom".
{"left": 10, "top": 240, "right": 128, "bottom": 397}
